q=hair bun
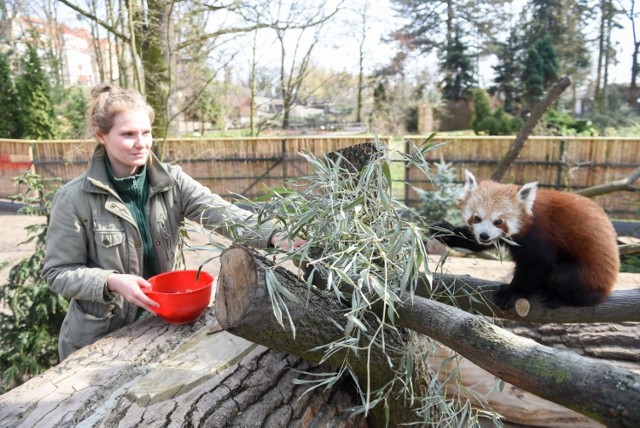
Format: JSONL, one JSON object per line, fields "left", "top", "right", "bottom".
{"left": 91, "top": 83, "right": 117, "bottom": 99}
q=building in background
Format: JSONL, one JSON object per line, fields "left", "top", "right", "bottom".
{"left": 6, "top": 16, "right": 107, "bottom": 87}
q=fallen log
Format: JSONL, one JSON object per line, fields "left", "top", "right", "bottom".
{"left": 0, "top": 309, "right": 366, "bottom": 427}
{"left": 215, "top": 245, "right": 640, "bottom": 427}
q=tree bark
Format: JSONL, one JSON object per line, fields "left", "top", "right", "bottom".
{"left": 491, "top": 76, "right": 572, "bottom": 182}
{"left": 394, "top": 296, "right": 640, "bottom": 426}
{"left": 574, "top": 165, "right": 640, "bottom": 198}
{"left": 215, "top": 245, "right": 413, "bottom": 426}
{"left": 215, "top": 245, "right": 640, "bottom": 427}
{"left": 0, "top": 311, "right": 366, "bottom": 427}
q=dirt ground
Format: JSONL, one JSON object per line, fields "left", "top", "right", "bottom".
{"left": 1, "top": 208, "right": 638, "bottom": 292}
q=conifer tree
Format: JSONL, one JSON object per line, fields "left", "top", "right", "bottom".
{"left": 441, "top": 26, "right": 475, "bottom": 101}
{"left": 0, "top": 53, "right": 20, "bottom": 138}
{"left": 491, "top": 27, "right": 523, "bottom": 115}
{"left": 522, "top": 36, "right": 558, "bottom": 109}
{"left": 15, "top": 44, "right": 57, "bottom": 140}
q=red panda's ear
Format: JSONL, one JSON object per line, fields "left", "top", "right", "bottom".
{"left": 518, "top": 182, "right": 538, "bottom": 215}
{"left": 460, "top": 169, "right": 478, "bottom": 202}
{"left": 463, "top": 169, "right": 478, "bottom": 192}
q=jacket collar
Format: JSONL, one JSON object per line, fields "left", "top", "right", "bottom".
{"left": 83, "top": 145, "right": 174, "bottom": 196}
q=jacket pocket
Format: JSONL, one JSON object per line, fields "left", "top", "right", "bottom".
{"left": 94, "top": 229, "right": 125, "bottom": 248}
{"left": 93, "top": 224, "right": 127, "bottom": 270}
{"left": 63, "top": 299, "right": 117, "bottom": 350}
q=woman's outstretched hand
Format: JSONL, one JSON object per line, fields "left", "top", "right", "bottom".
{"left": 270, "top": 232, "right": 306, "bottom": 251}
{"left": 106, "top": 273, "right": 160, "bottom": 313}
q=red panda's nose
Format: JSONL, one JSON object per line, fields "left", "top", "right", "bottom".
{"left": 479, "top": 232, "right": 490, "bottom": 241}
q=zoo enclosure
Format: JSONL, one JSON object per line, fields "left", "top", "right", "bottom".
{"left": 0, "top": 136, "right": 637, "bottom": 219}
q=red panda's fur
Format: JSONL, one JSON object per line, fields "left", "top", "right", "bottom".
{"left": 436, "top": 170, "right": 620, "bottom": 308}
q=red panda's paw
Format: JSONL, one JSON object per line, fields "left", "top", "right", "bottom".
{"left": 539, "top": 291, "right": 564, "bottom": 309}
{"left": 493, "top": 284, "right": 519, "bottom": 310}
{"left": 429, "top": 221, "right": 455, "bottom": 236}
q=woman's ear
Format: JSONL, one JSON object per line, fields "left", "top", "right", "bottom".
{"left": 95, "top": 134, "right": 105, "bottom": 145}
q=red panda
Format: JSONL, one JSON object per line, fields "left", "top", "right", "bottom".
{"left": 433, "top": 169, "right": 620, "bottom": 309}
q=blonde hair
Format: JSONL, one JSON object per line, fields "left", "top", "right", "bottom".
{"left": 86, "top": 83, "right": 155, "bottom": 139}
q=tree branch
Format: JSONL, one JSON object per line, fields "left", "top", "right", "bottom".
{"left": 491, "top": 76, "right": 572, "bottom": 182}
{"left": 425, "top": 273, "right": 640, "bottom": 324}
{"left": 215, "top": 245, "right": 412, "bottom": 425}
{"left": 575, "top": 165, "right": 640, "bottom": 198}
{"left": 216, "top": 245, "right": 640, "bottom": 427}
{"left": 58, "top": 0, "right": 130, "bottom": 42}
{"left": 394, "top": 294, "right": 640, "bottom": 427}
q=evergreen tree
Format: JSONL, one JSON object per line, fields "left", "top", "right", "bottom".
{"left": 522, "top": 36, "right": 558, "bottom": 109}
{"left": 0, "top": 171, "right": 66, "bottom": 391}
{"left": 470, "top": 87, "right": 495, "bottom": 133}
{"left": 491, "top": 27, "right": 523, "bottom": 114}
{"left": 536, "top": 36, "right": 559, "bottom": 84}
{"left": 15, "top": 45, "right": 56, "bottom": 140}
{"left": 441, "top": 26, "right": 475, "bottom": 101}
{"left": 0, "top": 53, "right": 20, "bottom": 138}
{"left": 528, "top": 0, "right": 565, "bottom": 41}
{"left": 51, "top": 86, "right": 89, "bottom": 139}
{"left": 373, "top": 80, "right": 387, "bottom": 114}
{"left": 525, "top": 0, "right": 590, "bottom": 88}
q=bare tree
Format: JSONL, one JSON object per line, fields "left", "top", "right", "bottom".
{"left": 621, "top": 0, "right": 640, "bottom": 108}
{"left": 239, "top": 0, "right": 343, "bottom": 131}
{"left": 57, "top": 0, "right": 270, "bottom": 138}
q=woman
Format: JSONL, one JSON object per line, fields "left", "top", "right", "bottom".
{"left": 43, "top": 83, "right": 298, "bottom": 361}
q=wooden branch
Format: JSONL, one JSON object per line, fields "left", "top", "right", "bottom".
{"left": 491, "top": 76, "right": 572, "bottom": 182}
{"left": 575, "top": 165, "right": 640, "bottom": 198}
{"left": 215, "top": 246, "right": 640, "bottom": 426}
{"left": 425, "top": 273, "right": 640, "bottom": 324}
{"left": 620, "top": 243, "right": 640, "bottom": 256}
{"left": 216, "top": 246, "right": 405, "bottom": 381}
{"left": 393, "top": 295, "right": 640, "bottom": 427}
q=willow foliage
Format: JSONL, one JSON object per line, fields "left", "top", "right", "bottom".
{"left": 231, "top": 135, "right": 499, "bottom": 425}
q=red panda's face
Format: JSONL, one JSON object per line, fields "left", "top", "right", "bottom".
{"left": 459, "top": 170, "right": 537, "bottom": 245}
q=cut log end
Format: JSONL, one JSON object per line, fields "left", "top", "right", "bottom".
{"left": 215, "top": 246, "right": 261, "bottom": 329}
{"left": 514, "top": 298, "right": 531, "bottom": 317}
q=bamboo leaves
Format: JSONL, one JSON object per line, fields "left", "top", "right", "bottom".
{"left": 223, "top": 136, "right": 489, "bottom": 424}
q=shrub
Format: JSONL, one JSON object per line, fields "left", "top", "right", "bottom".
{"left": 413, "top": 159, "right": 462, "bottom": 225}
{"left": 0, "top": 171, "right": 66, "bottom": 392}
{"left": 470, "top": 88, "right": 521, "bottom": 135}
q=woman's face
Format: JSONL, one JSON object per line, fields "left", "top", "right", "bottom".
{"left": 97, "top": 108, "right": 153, "bottom": 178}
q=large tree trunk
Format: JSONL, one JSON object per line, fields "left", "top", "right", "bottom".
{"left": 0, "top": 310, "right": 365, "bottom": 427}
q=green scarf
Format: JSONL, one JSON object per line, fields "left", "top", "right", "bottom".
{"left": 105, "top": 159, "right": 160, "bottom": 279}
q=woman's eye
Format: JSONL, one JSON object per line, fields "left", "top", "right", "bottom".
{"left": 494, "top": 219, "right": 503, "bottom": 226}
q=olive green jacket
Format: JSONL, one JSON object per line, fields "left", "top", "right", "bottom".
{"left": 42, "top": 145, "right": 274, "bottom": 360}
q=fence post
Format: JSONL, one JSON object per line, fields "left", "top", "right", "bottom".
{"left": 556, "top": 139, "right": 566, "bottom": 190}
{"left": 281, "top": 138, "right": 287, "bottom": 181}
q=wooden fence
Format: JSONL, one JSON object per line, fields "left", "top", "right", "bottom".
{"left": 0, "top": 135, "right": 638, "bottom": 219}
{"left": 406, "top": 136, "right": 639, "bottom": 219}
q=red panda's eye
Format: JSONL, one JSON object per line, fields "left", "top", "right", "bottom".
{"left": 473, "top": 215, "right": 482, "bottom": 223}
{"left": 494, "top": 219, "right": 503, "bottom": 226}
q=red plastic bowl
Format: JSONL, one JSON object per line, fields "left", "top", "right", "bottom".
{"left": 144, "top": 270, "right": 214, "bottom": 324}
